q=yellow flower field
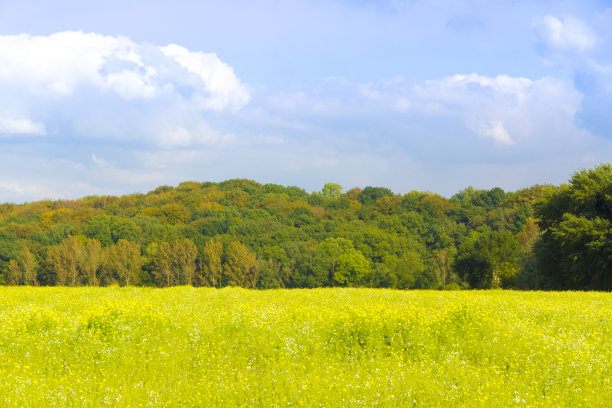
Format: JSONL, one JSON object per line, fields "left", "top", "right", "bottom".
{"left": 0, "top": 287, "right": 610, "bottom": 407}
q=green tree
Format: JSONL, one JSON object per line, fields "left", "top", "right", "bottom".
{"left": 258, "top": 245, "right": 290, "bottom": 289}
{"left": 175, "top": 239, "right": 198, "bottom": 285}
{"left": 6, "top": 246, "right": 38, "bottom": 285}
{"left": 455, "top": 229, "right": 521, "bottom": 289}
{"left": 153, "top": 241, "right": 174, "bottom": 287}
{"left": 392, "top": 250, "right": 425, "bottom": 289}
{"left": 534, "top": 164, "right": 612, "bottom": 289}
{"left": 46, "top": 236, "right": 84, "bottom": 286}
{"left": 224, "top": 241, "right": 258, "bottom": 288}
{"left": 84, "top": 215, "right": 113, "bottom": 247}
{"left": 358, "top": 186, "right": 393, "bottom": 206}
{"left": 6, "top": 260, "right": 22, "bottom": 285}
{"left": 106, "top": 239, "right": 142, "bottom": 286}
{"left": 203, "top": 238, "right": 223, "bottom": 287}
{"left": 322, "top": 183, "right": 343, "bottom": 199}
{"left": 319, "top": 237, "right": 369, "bottom": 286}
{"left": 431, "top": 247, "right": 456, "bottom": 288}
{"left": 82, "top": 239, "right": 103, "bottom": 286}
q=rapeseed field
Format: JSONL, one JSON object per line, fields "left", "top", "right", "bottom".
{"left": 0, "top": 287, "right": 609, "bottom": 407}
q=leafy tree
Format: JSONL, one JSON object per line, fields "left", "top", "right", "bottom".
{"left": 258, "top": 245, "right": 290, "bottom": 289}
{"left": 319, "top": 238, "right": 369, "bottom": 286}
{"left": 455, "top": 229, "right": 522, "bottom": 289}
{"left": 417, "top": 194, "right": 453, "bottom": 220}
{"left": 203, "top": 238, "right": 223, "bottom": 287}
{"left": 153, "top": 241, "right": 174, "bottom": 287}
{"left": 0, "top": 231, "right": 18, "bottom": 275}
{"left": 534, "top": 164, "right": 612, "bottom": 289}
{"left": 106, "top": 239, "right": 142, "bottom": 286}
{"left": 392, "top": 250, "right": 425, "bottom": 289}
{"left": 110, "top": 218, "right": 141, "bottom": 243}
{"left": 176, "top": 239, "right": 198, "bottom": 286}
{"left": 431, "top": 247, "right": 456, "bottom": 288}
{"left": 224, "top": 241, "right": 258, "bottom": 288}
{"left": 322, "top": 183, "right": 343, "bottom": 199}
{"left": 82, "top": 239, "right": 103, "bottom": 286}
{"left": 6, "top": 260, "right": 21, "bottom": 285}
{"left": 46, "top": 236, "right": 84, "bottom": 286}
{"left": 84, "top": 215, "right": 113, "bottom": 247}
{"left": 288, "top": 242, "right": 330, "bottom": 288}
{"left": 358, "top": 186, "right": 393, "bottom": 206}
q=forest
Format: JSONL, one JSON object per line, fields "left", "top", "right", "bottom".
{"left": 0, "top": 164, "right": 610, "bottom": 290}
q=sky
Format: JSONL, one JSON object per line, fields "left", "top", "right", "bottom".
{"left": 0, "top": 0, "right": 611, "bottom": 202}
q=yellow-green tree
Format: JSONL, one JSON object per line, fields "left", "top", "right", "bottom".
{"left": 176, "top": 239, "right": 197, "bottom": 285}
{"left": 152, "top": 239, "right": 198, "bottom": 286}
{"left": 153, "top": 241, "right": 174, "bottom": 287}
{"left": 203, "top": 238, "right": 223, "bottom": 287}
{"left": 6, "top": 246, "right": 37, "bottom": 285}
{"left": 82, "top": 239, "right": 103, "bottom": 286}
{"left": 106, "top": 239, "right": 142, "bottom": 286}
{"left": 46, "top": 236, "right": 84, "bottom": 286}
{"left": 224, "top": 241, "right": 258, "bottom": 288}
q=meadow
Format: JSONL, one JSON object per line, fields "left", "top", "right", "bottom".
{"left": 0, "top": 287, "right": 610, "bottom": 407}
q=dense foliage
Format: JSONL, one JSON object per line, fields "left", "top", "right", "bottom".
{"left": 1, "top": 287, "right": 610, "bottom": 406}
{"left": 0, "top": 164, "right": 609, "bottom": 290}
{"left": 534, "top": 163, "right": 612, "bottom": 290}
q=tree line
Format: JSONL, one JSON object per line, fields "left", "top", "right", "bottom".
{"left": 0, "top": 164, "right": 610, "bottom": 290}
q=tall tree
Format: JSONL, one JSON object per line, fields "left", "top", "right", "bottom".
{"left": 7, "top": 246, "right": 38, "bottom": 285}
{"left": 431, "top": 248, "right": 455, "bottom": 288}
{"left": 82, "top": 239, "right": 103, "bottom": 286}
{"left": 224, "top": 241, "right": 258, "bottom": 288}
{"left": 534, "top": 164, "right": 612, "bottom": 289}
{"left": 153, "top": 241, "right": 174, "bottom": 287}
{"left": 322, "top": 183, "right": 343, "bottom": 199}
{"left": 176, "top": 239, "right": 197, "bottom": 285}
{"left": 319, "top": 237, "right": 370, "bottom": 287}
{"left": 203, "top": 238, "right": 223, "bottom": 287}
{"left": 46, "top": 236, "right": 84, "bottom": 286}
{"left": 106, "top": 239, "right": 142, "bottom": 286}
{"left": 455, "top": 229, "right": 521, "bottom": 289}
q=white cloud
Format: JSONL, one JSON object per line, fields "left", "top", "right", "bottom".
{"left": 105, "top": 70, "right": 157, "bottom": 100}
{"left": 261, "top": 73, "right": 584, "bottom": 150}
{"left": 0, "top": 117, "right": 46, "bottom": 136}
{"left": 410, "top": 74, "right": 584, "bottom": 147}
{"left": 533, "top": 15, "right": 596, "bottom": 53}
{"left": 0, "top": 31, "right": 250, "bottom": 147}
{"left": 481, "top": 121, "right": 514, "bottom": 145}
{"left": 0, "top": 31, "right": 249, "bottom": 107}
{"left": 161, "top": 44, "right": 250, "bottom": 111}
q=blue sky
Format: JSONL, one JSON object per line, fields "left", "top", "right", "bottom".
{"left": 0, "top": 0, "right": 611, "bottom": 202}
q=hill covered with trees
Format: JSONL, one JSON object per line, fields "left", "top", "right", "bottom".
{"left": 0, "top": 164, "right": 610, "bottom": 290}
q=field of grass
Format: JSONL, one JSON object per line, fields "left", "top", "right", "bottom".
{"left": 0, "top": 287, "right": 610, "bottom": 407}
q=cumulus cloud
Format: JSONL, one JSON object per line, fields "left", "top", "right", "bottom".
{"left": 532, "top": 12, "right": 612, "bottom": 134}
{"left": 262, "top": 73, "right": 585, "bottom": 152}
{"left": 0, "top": 31, "right": 249, "bottom": 146}
{"left": 411, "top": 74, "right": 584, "bottom": 148}
{"left": 0, "top": 30, "right": 606, "bottom": 202}
{"left": 161, "top": 44, "right": 250, "bottom": 111}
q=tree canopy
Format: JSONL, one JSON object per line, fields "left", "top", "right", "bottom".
{"left": 534, "top": 164, "right": 612, "bottom": 290}
{"left": 0, "top": 164, "right": 609, "bottom": 290}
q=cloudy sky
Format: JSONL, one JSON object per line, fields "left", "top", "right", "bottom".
{"left": 0, "top": 0, "right": 611, "bottom": 202}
